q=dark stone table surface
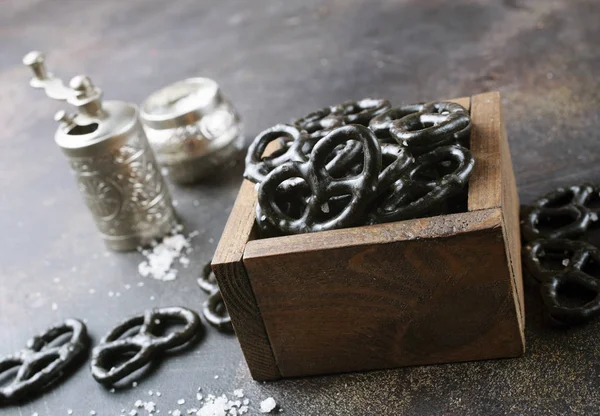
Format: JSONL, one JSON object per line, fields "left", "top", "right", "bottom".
{"left": 1, "top": 0, "right": 600, "bottom": 414}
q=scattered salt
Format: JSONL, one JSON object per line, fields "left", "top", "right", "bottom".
{"left": 108, "top": 291, "right": 115, "bottom": 297}
{"left": 138, "top": 282, "right": 144, "bottom": 287}
{"left": 129, "top": 411, "right": 138, "bottom": 416}
{"left": 214, "top": 375, "right": 219, "bottom": 379}
{"left": 138, "top": 231, "right": 196, "bottom": 281}
{"left": 132, "top": 381, "right": 138, "bottom": 387}
{"left": 259, "top": 398, "right": 277, "bottom": 413}
{"left": 233, "top": 389, "right": 244, "bottom": 398}
{"left": 242, "top": 399, "right": 249, "bottom": 406}
{"left": 67, "top": 410, "right": 73, "bottom": 415}
{"left": 150, "top": 296, "right": 156, "bottom": 301}
{"left": 177, "top": 399, "right": 185, "bottom": 405}
{"left": 52, "top": 303, "right": 58, "bottom": 311}
{"left": 90, "top": 411, "right": 97, "bottom": 415}
{"left": 89, "top": 289, "right": 96, "bottom": 294}
{"left": 135, "top": 400, "right": 144, "bottom": 408}
{"left": 172, "top": 411, "right": 181, "bottom": 416}
{"left": 144, "top": 401, "right": 156, "bottom": 413}
{"left": 125, "top": 284, "right": 131, "bottom": 289}
{"left": 562, "top": 259, "right": 570, "bottom": 266}
{"left": 197, "top": 393, "right": 203, "bottom": 401}
{"left": 149, "top": 390, "right": 154, "bottom": 396}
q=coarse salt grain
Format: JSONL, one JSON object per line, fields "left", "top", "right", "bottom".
{"left": 67, "top": 410, "right": 73, "bottom": 415}
{"left": 177, "top": 399, "right": 185, "bottom": 405}
{"left": 259, "top": 397, "right": 277, "bottom": 413}
{"left": 233, "top": 389, "right": 244, "bottom": 398}
{"left": 144, "top": 401, "right": 156, "bottom": 413}
{"left": 172, "top": 411, "right": 182, "bottom": 416}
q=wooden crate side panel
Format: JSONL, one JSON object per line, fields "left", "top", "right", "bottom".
{"left": 498, "top": 103, "right": 526, "bottom": 336}
{"left": 212, "top": 180, "right": 280, "bottom": 380}
{"left": 244, "top": 215, "right": 523, "bottom": 378}
{"left": 468, "top": 92, "right": 502, "bottom": 211}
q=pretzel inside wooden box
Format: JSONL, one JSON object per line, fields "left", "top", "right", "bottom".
{"left": 213, "top": 92, "right": 525, "bottom": 381}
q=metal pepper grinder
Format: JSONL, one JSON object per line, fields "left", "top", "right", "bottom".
{"left": 23, "top": 51, "right": 178, "bottom": 251}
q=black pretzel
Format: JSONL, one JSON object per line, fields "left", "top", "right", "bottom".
{"left": 330, "top": 98, "right": 391, "bottom": 126}
{"left": 389, "top": 101, "right": 470, "bottom": 155}
{"left": 521, "top": 184, "right": 597, "bottom": 242}
{"left": 369, "top": 103, "right": 433, "bottom": 141}
{"left": 258, "top": 125, "right": 382, "bottom": 234}
{"left": 198, "top": 262, "right": 233, "bottom": 331}
{"left": 294, "top": 107, "right": 345, "bottom": 140}
{"left": 90, "top": 307, "right": 201, "bottom": 385}
{"left": 0, "top": 319, "right": 88, "bottom": 403}
{"left": 244, "top": 124, "right": 309, "bottom": 184}
{"left": 376, "top": 143, "right": 415, "bottom": 194}
{"left": 523, "top": 239, "right": 600, "bottom": 324}
{"left": 370, "top": 145, "right": 474, "bottom": 223}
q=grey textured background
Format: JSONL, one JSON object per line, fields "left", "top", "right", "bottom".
{"left": 1, "top": 0, "right": 600, "bottom": 414}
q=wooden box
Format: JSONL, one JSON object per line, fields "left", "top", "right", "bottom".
{"left": 212, "top": 92, "right": 525, "bottom": 381}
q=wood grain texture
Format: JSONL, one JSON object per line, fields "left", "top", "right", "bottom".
{"left": 468, "top": 92, "right": 503, "bottom": 211}
{"left": 498, "top": 102, "right": 526, "bottom": 334}
{"left": 212, "top": 180, "right": 280, "bottom": 380}
{"left": 244, "top": 209, "right": 523, "bottom": 378}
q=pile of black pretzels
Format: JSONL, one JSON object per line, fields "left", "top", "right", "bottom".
{"left": 522, "top": 184, "right": 600, "bottom": 325}
{"left": 244, "top": 98, "right": 475, "bottom": 235}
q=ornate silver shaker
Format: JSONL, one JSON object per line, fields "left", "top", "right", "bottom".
{"left": 23, "top": 51, "right": 178, "bottom": 251}
{"left": 140, "top": 78, "right": 243, "bottom": 184}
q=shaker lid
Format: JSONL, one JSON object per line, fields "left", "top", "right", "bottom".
{"left": 140, "top": 78, "right": 222, "bottom": 130}
{"left": 23, "top": 51, "right": 139, "bottom": 152}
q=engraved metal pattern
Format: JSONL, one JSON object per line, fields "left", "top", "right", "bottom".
{"left": 523, "top": 239, "right": 600, "bottom": 325}
{"left": 22, "top": 50, "right": 176, "bottom": 251}
{"left": 90, "top": 307, "right": 201, "bottom": 385}
{"left": 141, "top": 78, "right": 243, "bottom": 184}
{"left": 0, "top": 319, "right": 88, "bottom": 403}
{"left": 198, "top": 262, "right": 233, "bottom": 331}
{"left": 70, "top": 131, "right": 176, "bottom": 244}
